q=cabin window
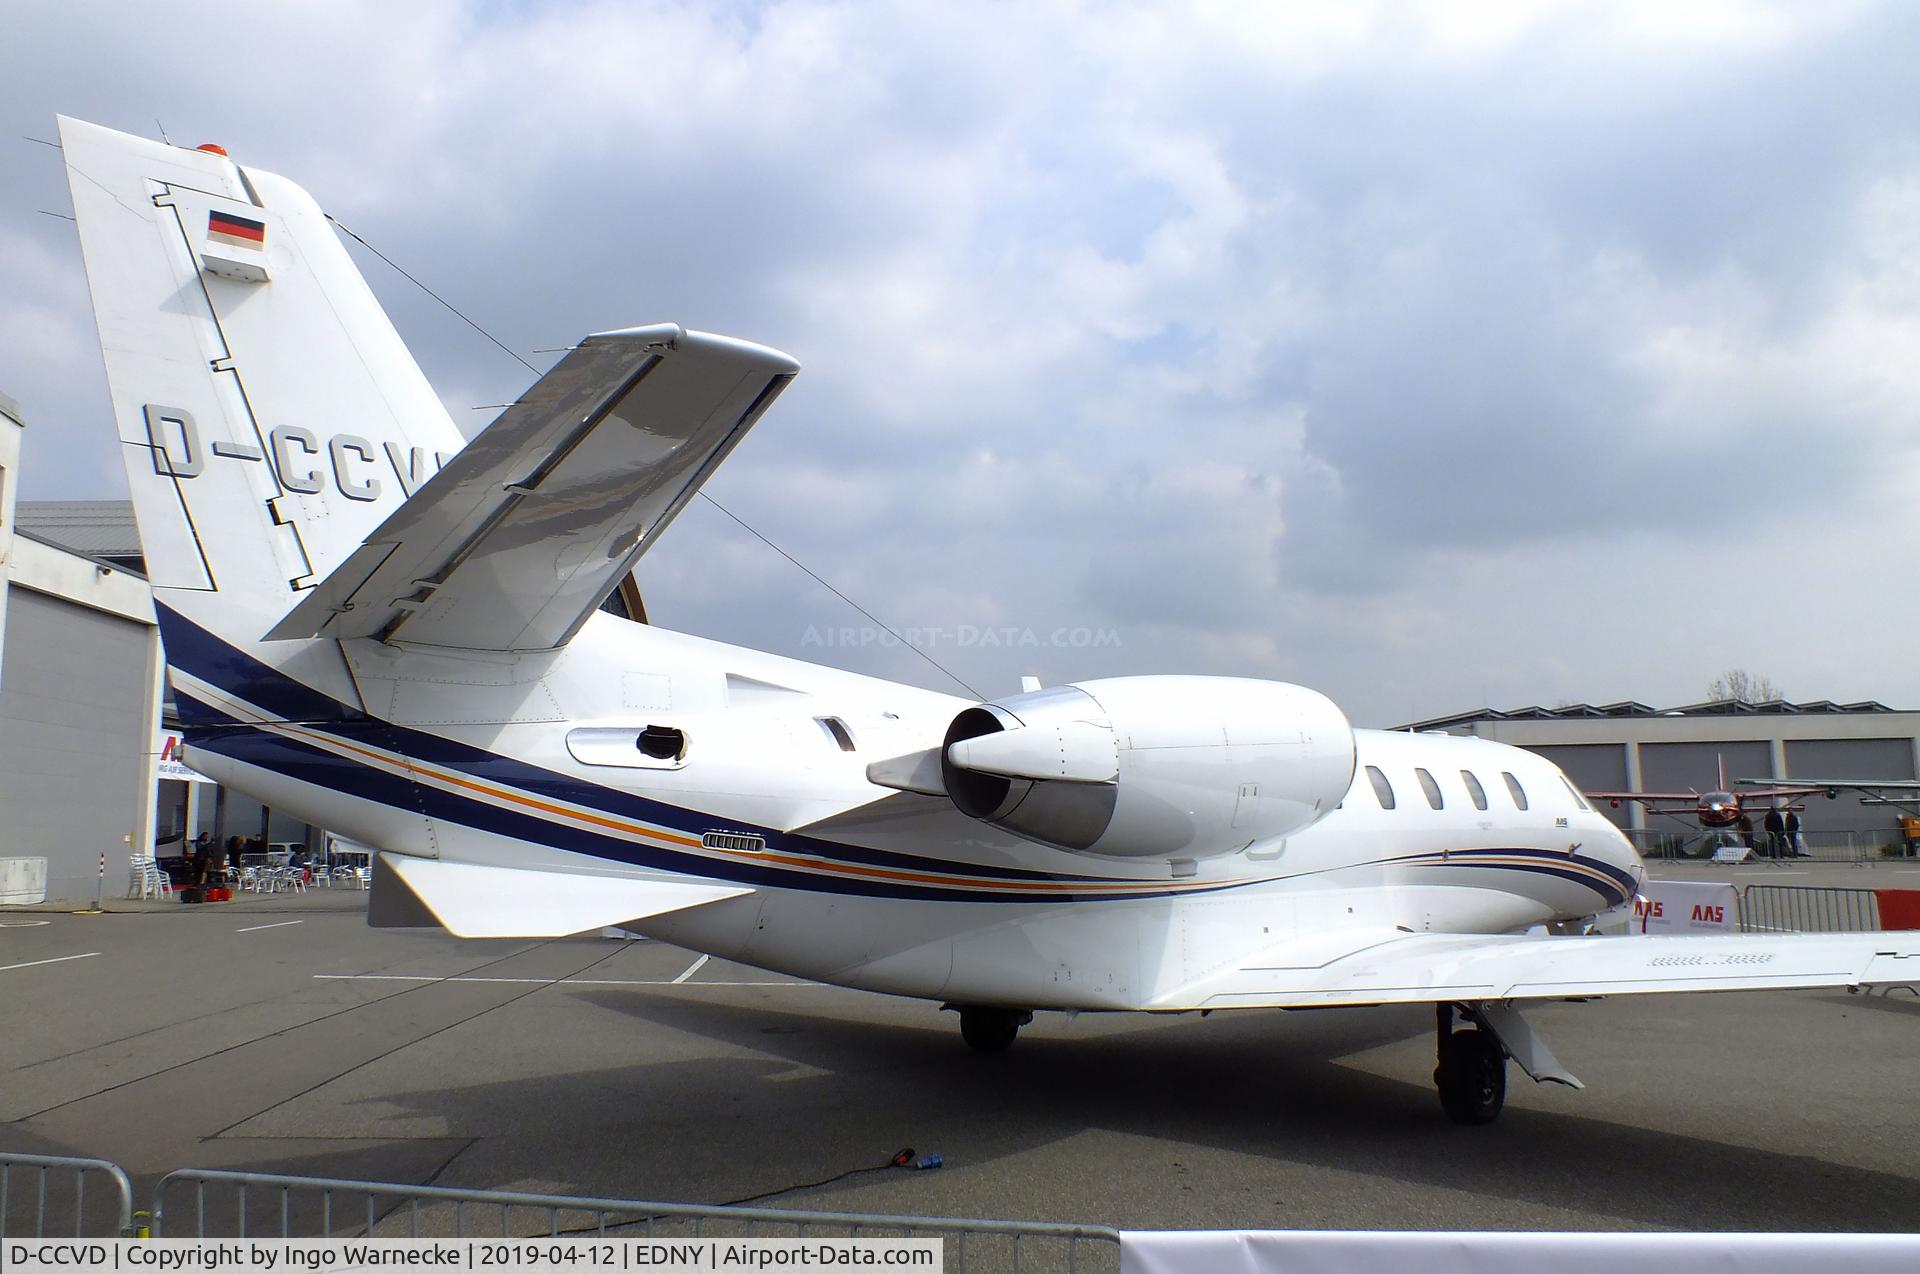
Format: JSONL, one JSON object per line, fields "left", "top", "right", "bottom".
{"left": 1366, "top": 765, "right": 1396, "bottom": 810}
{"left": 1415, "top": 767, "right": 1443, "bottom": 810}
{"left": 1560, "top": 775, "right": 1591, "bottom": 811}
{"left": 1502, "top": 771, "right": 1529, "bottom": 810}
{"left": 1461, "top": 770, "right": 1488, "bottom": 810}
{"left": 815, "top": 716, "right": 857, "bottom": 752}
{"left": 637, "top": 724, "right": 687, "bottom": 761}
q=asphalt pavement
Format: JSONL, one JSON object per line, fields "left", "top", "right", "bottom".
{"left": 4, "top": 886, "right": 1918, "bottom": 1234}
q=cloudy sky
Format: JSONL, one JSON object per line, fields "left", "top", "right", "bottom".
{"left": 4, "top": 1, "right": 1918, "bottom": 725}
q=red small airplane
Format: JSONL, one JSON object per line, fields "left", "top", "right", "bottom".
{"left": 1587, "top": 757, "right": 1822, "bottom": 830}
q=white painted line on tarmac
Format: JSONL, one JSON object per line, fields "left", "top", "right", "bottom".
{"left": 236, "top": 919, "right": 305, "bottom": 933}
{"left": 1734, "top": 870, "right": 1808, "bottom": 876}
{"left": 0, "top": 919, "right": 52, "bottom": 928}
{"left": 313, "top": 973, "right": 808, "bottom": 987}
{"left": 0, "top": 952, "right": 100, "bottom": 973}
{"left": 671, "top": 954, "right": 711, "bottom": 984}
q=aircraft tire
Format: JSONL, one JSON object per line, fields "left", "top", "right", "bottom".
{"left": 959, "top": 1007, "right": 1023, "bottom": 1053}
{"left": 1435, "top": 1027, "right": 1506, "bottom": 1125}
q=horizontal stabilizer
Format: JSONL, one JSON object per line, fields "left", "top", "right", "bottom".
{"left": 377, "top": 853, "right": 750, "bottom": 938}
{"left": 268, "top": 325, "right": 797, "bottom": 651}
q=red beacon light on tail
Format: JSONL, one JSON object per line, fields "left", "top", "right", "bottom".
{"left": 196, "top": 143, "right": 229, "bottom": 156}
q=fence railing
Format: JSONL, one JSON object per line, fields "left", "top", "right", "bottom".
{"left": 1739, "top": 885, "right": 1882, "bottom": 934}
{"left": 0, "top": 1152, "right": 135, "bottom": 1238}
{"left": 1619, "top": 828, "right": 1911, "bottom": 865}
{"left": 152, "top": 1169, "right": 1120, "bottom": 1272}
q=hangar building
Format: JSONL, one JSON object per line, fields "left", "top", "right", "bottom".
{"left": 1402, "top": 701, "right": 1920, "bottom": 851}
{"left": 1, "top": 385, "right": 646, "bottom": 906}
{"left": 0, "top": 396, "right": 166, "bottom": 905}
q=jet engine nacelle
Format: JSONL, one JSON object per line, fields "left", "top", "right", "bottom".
{"left": 940, "top": 676, "right": 1356, "bottom": 860}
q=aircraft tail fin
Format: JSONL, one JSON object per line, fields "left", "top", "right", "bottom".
{"left": 59, "top": 116, "right": 467, "bottom": 647}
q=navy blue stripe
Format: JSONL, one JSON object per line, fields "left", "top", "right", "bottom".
{"left": 1412, "top": 858, "right": 1629, "bottom": 908}
{"left": 172, "top": 686, "right": 248, "bottom": 730}
{"left": 159, "top": 605, "right": 365, "bottom": 724}
{"left": 162, "top": 605, "right": 1638, "bottom": 909}
{"left": 158, "top": 604, "right": 1144, "bottom": 887}
{"left": 189, "top": 723, "right": 1240, "bottom": 904}
{"left": 1492, "top": 848, "right": 1641, "bottom": 895}
{"left": 1395, "top": 846, "right": 1640, "bottom": 896}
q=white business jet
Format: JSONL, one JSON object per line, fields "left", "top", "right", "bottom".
{"left": 54, "top": 117, "right": 1918, "bottom": 1124}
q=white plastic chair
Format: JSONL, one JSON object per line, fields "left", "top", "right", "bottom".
{"left": 136, "top": 855, "right": 176, "bottom": 900}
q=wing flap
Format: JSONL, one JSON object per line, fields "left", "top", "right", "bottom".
{"left": 378, "top": 853, "right": 751, "bottom": 938}
{"left": 1156, "top": 929, "right": 1920, "bottom": 1011}
{"left": 268, "top": 324, "right": 797, "bottom": 651}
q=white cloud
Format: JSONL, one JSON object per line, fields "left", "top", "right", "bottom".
{"left": 4, "top": 0, "right": 1919, "bottom": 722}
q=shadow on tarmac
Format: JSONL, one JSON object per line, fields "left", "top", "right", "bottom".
{"left": 347, "top": 989, "right": 1920, "bottom": 1232}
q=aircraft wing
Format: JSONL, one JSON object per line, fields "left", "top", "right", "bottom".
{"left": 1584, "top": 790, "right": 1698, "bottom": 808}
{"left": 1739, "top": 777, "right": 1920, "bottom": 793}
{"left": 267, "top": 325, "right": 797, "bottom": 651}
{"left": 1156, "top": 929, "right": 1920, "bottom": 1011}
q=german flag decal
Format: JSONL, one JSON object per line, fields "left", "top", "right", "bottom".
{"left": 208, "top": 209, "right": 266, "bottom": 250}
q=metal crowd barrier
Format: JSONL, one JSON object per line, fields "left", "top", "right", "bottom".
{"left": 152, "top": 1169, "right": 1120, "bottom": 1272}
{"left": 1739, "top": 885, "right": 1881, "bottom": 934}
{"left": 0, "top": 1152, "right": 135, "bottom": 1238}
{"left": 1621, "top": 828, "right": 1889, "bottom": 865}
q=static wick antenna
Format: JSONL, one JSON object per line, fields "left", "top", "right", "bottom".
{"left": 330, "top": 216, "right": 987, "bottom": 701}
{"left": 156, "top": 119, "right": 173, "bottom": 145}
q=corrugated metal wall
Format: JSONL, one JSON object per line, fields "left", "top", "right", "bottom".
{"left": 0, "top": 588, "right": 150, "bottom": 902}
{"left": 1785, "top": 737, "right": 1916, "bottom": 836}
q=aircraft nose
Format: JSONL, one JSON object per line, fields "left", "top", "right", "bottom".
{"left": 1607, "top": 822, "right": 1646, "bottom": 892}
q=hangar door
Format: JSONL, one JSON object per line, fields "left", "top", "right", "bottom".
{"left": 1786, "top": 738, "right": 1916, "bottom": 839}
{"left": 0, "top": 588, "right": 150, "bottom": 903}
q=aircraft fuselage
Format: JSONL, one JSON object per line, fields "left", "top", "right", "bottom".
{"left": 170, "top": 604, "right": 1643, "bottom": 1012}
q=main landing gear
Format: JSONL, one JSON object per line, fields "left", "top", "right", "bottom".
{"left": 1434, "top": 1003, "right": 1507, "bottom": 1125}
{"left": 951, "top": 1006, "right": 1033, "bottom": 1053}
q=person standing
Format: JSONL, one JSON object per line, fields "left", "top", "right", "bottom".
{"left": 1785, "top": 809, "right": 1803, "bottom": 858}
{"left": 1763, "top": 807, "right": 1786, "bottom": 860}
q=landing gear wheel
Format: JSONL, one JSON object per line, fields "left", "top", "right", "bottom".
{"left": 1435, "top": 1026, "right": 1507, "bottom": 1125}
{"left": 958, "top": 1007, "right": 1027, "bottom": 1053}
